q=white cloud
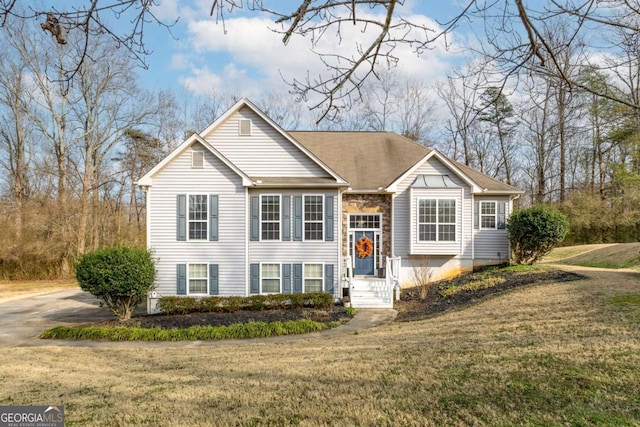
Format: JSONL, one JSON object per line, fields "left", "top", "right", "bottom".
{"left": 173, "top": 4, "right": 465, "bottom": 111}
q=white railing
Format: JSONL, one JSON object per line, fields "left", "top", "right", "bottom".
{"left": 342, "top": 255, "right": 353, "bottom": 289}
{"left": 386, "top": 256, "right": 402, "bottom": 300}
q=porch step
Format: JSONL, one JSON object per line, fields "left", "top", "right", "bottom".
{"left": 350, "top": 296, "right": 393, "bottom": 309}
{"left": 349, "top": 278, "right": 394, "bottom": 309}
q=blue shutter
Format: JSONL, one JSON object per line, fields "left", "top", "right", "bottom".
{"left": 250, "top": 263, "right": 260, "bottom": 294}
{"left": 176, "top": 264, "right": 187, "bottom": 295}
{"left": 209, "top": 264, "right": 219, "bottom": 295}
{"left": 293, "top": 263, "right": 303, "bottom": 293}
{"left": 282, "top": 264, "right": 292, "bottom": 293}
{"left": 282, "top": 196, "right": 291, "bottom": 241}
{"left": 209, "top": 195, "right": 219, "bottom": 241}
{"left": 497, "top": 202, "right": 506, "bottom": 229}
{"left": 293, "top": 196, "right": 302, "bottom": 241}
{"left": 473, "top": 200, "right": 479, "bottom": 229}
{"left": 325, "top": 195, "right": 334, "bottom": 241}
{"left": 177, "top": 194, "right": 187, "bottom": 241}
{"left": 324, "top": 264, "right": 334, "bottom": 294}
{"left": 250, "top": 196, "right": 259, "bottom": 241}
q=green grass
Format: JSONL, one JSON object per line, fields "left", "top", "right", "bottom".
{"left": 547, "top": 243, "right": 640, "bottom": 269}
{"left": 607, "top": 294, "right": 640, "bottom": 307}
{"left": 40, "top": 319, "right": 340, "bottom": 341}
{"left": 2, "top": 267, "right": 640, "bottom": 425}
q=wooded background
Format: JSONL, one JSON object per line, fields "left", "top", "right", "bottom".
{"left": 2, "top": 4, "right": 640, "bottom": 279}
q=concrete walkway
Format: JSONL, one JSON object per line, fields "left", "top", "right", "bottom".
{"left": 0, "top": 289, "right": 398, "bottom": 348}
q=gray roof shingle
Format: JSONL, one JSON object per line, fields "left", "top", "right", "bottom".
{"left": 289, "top": 131, "right": 521, "bottom": 193}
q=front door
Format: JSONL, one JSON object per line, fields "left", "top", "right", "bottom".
{"left": 353, "top": 230, "right": 375, "bottom": 276}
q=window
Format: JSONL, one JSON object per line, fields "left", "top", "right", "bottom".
{"left": 480, "top": 201, "right": 497, "bottom": 229}
{"left": 261, "top": 195, "right": 280, "bottom": 240}
{"left": 189, "top": 195, "right": 208, "bottom": 240}
{"left": 418, "top": 199, "right": 456, "bottom": 242}
{"left": 192, "top": 151, "right": 204, "bottom": 168}
{"left": 304, "top": 195, "right": 323, "bottom": 240}
{"left": 438, "top": 199, "right": 456, "bottom": 241}
{"left": 304, "top": 264, "right": 323, "bottom": 292}
{"left": 261, "top": 264, "right": 280, "bottom": 293}
{"left": 188, "top": 263, "right": 208, "bottom": 294}
{"left": 478, "top": 201, "right": 506, "bottom": 230}
{"left": 239, "top": 119, "right": 252, "bottom": 136}
{"left": 349, "top": 214, "right": 380, "bottom": 229}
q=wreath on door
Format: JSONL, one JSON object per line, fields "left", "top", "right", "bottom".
{"left": 355, "top": 236, "right": 374, "bottom": 258}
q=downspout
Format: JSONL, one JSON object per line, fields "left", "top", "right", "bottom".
{"left": 337, "top": 186, "right": 348, "bottom": 300}
{"left": 245, "top": 186, "right": 251, "bottom": 296}
{"left": 507, "top": 193, "right": 522, "bottom": 262}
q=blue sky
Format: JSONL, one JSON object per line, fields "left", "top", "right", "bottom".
{"left": 136, "top": 0, "right": 471, "bottom": 104}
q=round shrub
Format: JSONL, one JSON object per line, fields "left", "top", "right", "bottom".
{"left": 75, "top": 246, "right": 156, "bottom": 320}
{"left": 508, "top": 205, "right": 570, "bottom": 265}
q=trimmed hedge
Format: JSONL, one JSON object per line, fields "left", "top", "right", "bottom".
{"left": 158, "top": 292, "right": 334, "bottom": 315}
{"left": 40, "top": 319, "right": 340, "bottom": 341}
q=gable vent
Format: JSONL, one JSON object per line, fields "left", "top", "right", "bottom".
{"left": 192, "top": 151, "right": 204, "bottom": 168}
{"left": 239, "top": 119, "right": 252, "bottom": 136}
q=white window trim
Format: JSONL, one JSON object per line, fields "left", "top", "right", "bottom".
{"left": 187, "top": 262, "right": 209, "bottom": 296}
{"left": 260, "top": 194, "right": 281, "bottom": 242}
{"left": 303, "top": 262, "right": 324, "bottom": 293}
{"left": 348, "top": 213, "right": 382, "bottom": 231}
{"left": 417, "top": 198, "right": 457, "bottom": 243}
{"left": 303, "top": 194, "right": 324, "bottom": 242}
{"left": 479, "top": 201, "right": 497, "bottom": 230}
{"left": 187, "top": 194, "right": 208, "bottom": 242}
{"left": 260, "top": 262, "right": 282, "bottom": 294}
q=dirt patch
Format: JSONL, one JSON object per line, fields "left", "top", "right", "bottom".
{"left": 97, "top": 306, "right": 351, "bottom": 329}
{"left": 395, "top": 267, "right": 585, "bottom": 322}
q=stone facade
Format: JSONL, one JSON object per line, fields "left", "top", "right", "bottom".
{"left": 342, "top": 193, "right": 392, "bottom": 265}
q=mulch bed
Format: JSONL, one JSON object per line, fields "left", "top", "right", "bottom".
{"left": 92, "top": 267, "right": 585, "bottom": 328}
{"left": 394, "top": 268, "right": 585, "bottom": 322}
{"left": 101, "top": 306, "right": 351, "bottom": 329}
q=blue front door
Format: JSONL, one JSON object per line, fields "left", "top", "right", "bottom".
{"left": 353, "top": 230, "right": 375, "bottom": 276}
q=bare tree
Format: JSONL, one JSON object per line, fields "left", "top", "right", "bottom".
{"left": 8, "top": 1, "right": 638, "bottom": 120}
{"left": 0, "top": 45, "right": 33, "bottom": 237}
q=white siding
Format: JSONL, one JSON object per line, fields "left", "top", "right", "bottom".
{"left": 203, "top": 107, "right": 330, "bottom": 178}
{"left": 473, "top": 195, "right": 512, "bottom": 262}
{"left": 148, "top": 143, "right": 247, "bottom": 297}
{"left": 249, "top": 189, "right": 340, "bottom": 295}
{"left": 392, "top": 157, "right": 474, "bottom": 286}
{"left": 393, "top": 157, "right": 473, "bottom": 259}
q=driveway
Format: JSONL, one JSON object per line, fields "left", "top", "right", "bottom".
{"left": 0, "top": 289, "right": 114, "bottom": 347}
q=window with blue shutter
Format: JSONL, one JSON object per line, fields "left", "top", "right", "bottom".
{"left": 324, "top": 264, "right": 334, "bottom": 294}
{"left": 250, "top": 263, "right": 260, "bottom": 294}
{"left": 176, "top": 264, "right": 187, "bottom": 295}
{"left": 209, "top": 264, "right": 219, "bottom": 295}
{"left": 209, "top": 195, "right": 219, "bottom": 241}
{"left": 282, "top": 264, "right": 292, "bottom": 293}
{"left": 325, "top": 195, "right": 334, "bottom": 241}
{"left": 293, "top": 263, "right": 303, "bottom": 293}
{"left": 250, "top": 196, "right": 259, "bottom": 241}
{"left": 282, "top": 196, "right": 291, "bottom": 241}
{"left": 293, "top": 196, "right": 303, "bottom": 241}
{"left": 177, "top": 195, "right": 187, "bottom": 241}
